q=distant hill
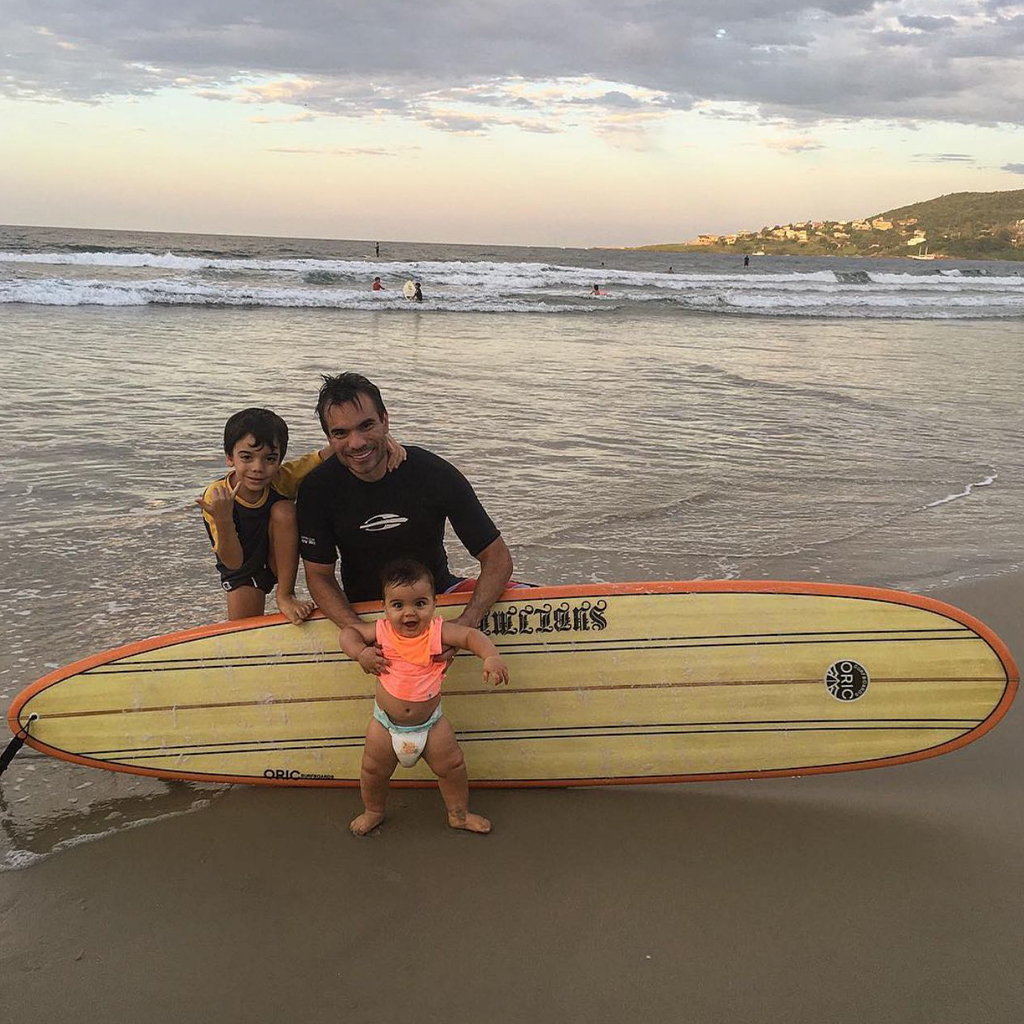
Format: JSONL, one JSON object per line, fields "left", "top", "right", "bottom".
{"left": 633, "top": 188, "right": 1024, "bottom": 260}
{"left": 873, "top": 189, "right": 1024, "bottom": 258}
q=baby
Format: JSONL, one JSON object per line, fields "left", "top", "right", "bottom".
{"left": 339, "top": 558, "right": 509, "bottom": 835}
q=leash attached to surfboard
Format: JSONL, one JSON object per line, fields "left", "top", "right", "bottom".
{"left": 0, "top": 713, "right": 37, "bottom": 778}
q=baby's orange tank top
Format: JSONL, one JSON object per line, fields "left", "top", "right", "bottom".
{"left": 375, "top": 617, "right": 447, "bottom": 702}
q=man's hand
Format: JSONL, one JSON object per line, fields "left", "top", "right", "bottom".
{"left": 195, "top": 478, "right": 240, "bottom": 520}
{"left": 355, "top": 642, "right": 390, "bottom": 676}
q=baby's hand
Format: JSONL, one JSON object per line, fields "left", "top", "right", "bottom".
{"left": 357, "top": 644, "right": 389, "bottom": 676}
{"left": 483, "top": 655, "right": 509, "bottom": 686}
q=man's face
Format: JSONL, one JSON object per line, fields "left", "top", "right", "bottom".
{"left": 323, "top": 395, "right": 390, "bottom": 481}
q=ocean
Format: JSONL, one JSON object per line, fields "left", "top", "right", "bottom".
{"left": 1, "top": 223, "right": 1022, "bottom": 866}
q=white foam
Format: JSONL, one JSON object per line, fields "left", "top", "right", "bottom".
{"left": 924, "top": 473, "right": 997, "bottom": 509}
{"left": 2, "top": 249, "right": 1022, "bottom": 318}
{"left": 0, "top": 795, "right": 222, "bottom": 872}
{"left": 0, "top": 276, "right": 599, "bottom": 313}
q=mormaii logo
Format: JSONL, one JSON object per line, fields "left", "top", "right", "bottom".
{"left": 359, "top": 513, "right": 409, "bottom": 532}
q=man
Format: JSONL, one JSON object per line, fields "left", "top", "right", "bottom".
{"left": 297, "top": 373, "right": 513, "bottom": 640}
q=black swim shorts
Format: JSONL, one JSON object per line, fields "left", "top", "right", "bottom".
{"left": 220, "top": 566, "right": 277, "bottom": 594}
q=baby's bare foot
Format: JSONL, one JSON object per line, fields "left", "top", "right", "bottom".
{"left": 447, "top": 809, "right": 491, "bottom": 833}
{"left": 350, "top": 810, "right": 385, "bottom": 836}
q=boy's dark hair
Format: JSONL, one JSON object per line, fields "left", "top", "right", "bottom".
{"left": 316, "top": 373, "right": 387, "bottom": 432}
{"left": 380, "top": 558, "right": 435, "bottom": 595}
{"left": 223, "top": 408, "right": 289, "bottom": 459}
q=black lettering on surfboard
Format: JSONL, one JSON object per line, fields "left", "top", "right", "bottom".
{"left": 480, "top": 600, "right": 609, "bottom": 637}
{"left": 263, "top": 768, "right": 335, "bottom": 780}
{"left": 825, "top": 660, "right": 869, "bottom": 701}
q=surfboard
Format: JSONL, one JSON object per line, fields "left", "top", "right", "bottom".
{"left": 6, "top": 582, "right": 1017, "bottom": 788}
{"left": 402, "top": 280, "right": 416, "bottom": 299}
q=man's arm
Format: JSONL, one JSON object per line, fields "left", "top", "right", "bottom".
{"left": 452, "top": 536, "right": 513, "bottom": 628}
{"left": 303, "top": 559, "right": 364, "bottom": 629}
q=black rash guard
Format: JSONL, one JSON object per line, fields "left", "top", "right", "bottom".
{"left": 297, "top": 446, "right": 500, "bottom": 602}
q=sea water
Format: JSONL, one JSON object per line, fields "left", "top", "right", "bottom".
{"left": 1, "top": 224, "right": 1022, "bottom": 866}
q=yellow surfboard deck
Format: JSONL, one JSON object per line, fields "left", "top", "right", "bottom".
{"left": 7, "top": 582, "right": 1018, "bottom": 787}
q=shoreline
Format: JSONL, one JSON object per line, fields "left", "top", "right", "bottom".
{"left": 2, "top": 570, "right": 1021, "bottom": 1022}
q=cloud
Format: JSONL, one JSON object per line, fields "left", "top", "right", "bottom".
{"left": 267, "top": 146, "right": 402, "bottom": 156}
{"left": 418, "top": 109, "right": 558, "bottom": 135}
{"left": 3, "top": 0, "right": 1024, "bottom": 131}
{"left": 913, "top": 152, "right": 976, "bottom": 162}
{"left": 250, "top": 113, "right": 318, "bottom": 123}
{"left": 1003, "top": 162, "right": 1024, "bottom": 173}
{"left": 591, "top": 110, "right": 669, "bottom": 149}
{"left": 764, "top": 135, "right": 824, "bottom": 153}
{"left": 897, "top": 15, "right": 958, "bottom": 32}
{"left": 564, "top": 90, "right": 644, "bottom": 109}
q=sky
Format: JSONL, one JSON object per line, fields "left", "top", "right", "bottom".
{"left": 2, "top": 0, "right": 1024, "bottom": 246}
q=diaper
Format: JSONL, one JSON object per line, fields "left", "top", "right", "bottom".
{"left": 373, "top": 701, "right": 443, "bottom": 768}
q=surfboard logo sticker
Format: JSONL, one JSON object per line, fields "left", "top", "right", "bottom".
{"left": 825, "top": 660, "right": 869, "bottom": 701}
{"left": 480, "top": 600, "right": 609, "bottom": 636}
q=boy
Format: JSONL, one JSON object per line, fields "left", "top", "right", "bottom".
{"left": 197, "top": 407, "right": 404, "bottom": 624}
{"left": 339, "top": 559, "right": 509, "bottom": 836}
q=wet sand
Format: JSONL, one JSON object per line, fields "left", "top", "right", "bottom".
{"left": 2, "top": 573, "right": 1021, "bottom": 1023}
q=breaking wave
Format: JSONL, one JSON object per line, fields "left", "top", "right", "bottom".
{"left": 2, "top": 249, "right": 1022, "bottom": 318}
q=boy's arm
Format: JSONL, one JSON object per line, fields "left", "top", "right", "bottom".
{"left": 271, "top": 502, "right": 315, "bottom": 625}
{"left": 195, "top": 480, "right": 244, "bottom": 570}
{"left": 385, "top": 435, "right": 406, "bottom": 471}
{"left": 338, "top": 620, "right": 389, "bottom": 676}
{"left": 275, "top": 450, "right": 329, "bottom": 500}
{"left": 440, "top": 622, "right": 509, "bottom": 685}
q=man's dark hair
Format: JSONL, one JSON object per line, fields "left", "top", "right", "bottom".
{"left": 380, "top": 558, "right": 435, "bottom": 595}
{"left": 316, "top": 373, "right": 387, "bottom": 432}
{"left": 223, "top": 408, "right": 289, "bottom": 458}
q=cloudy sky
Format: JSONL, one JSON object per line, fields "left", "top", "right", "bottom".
{"left": 3, "top": 0, "right": 1023, "bottom": 245}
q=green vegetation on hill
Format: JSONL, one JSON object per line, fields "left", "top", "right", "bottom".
{"left": 633, "top": 188, "right": 1024, "bottom": 260}
{"left": 875, "top": 190, "right": 1024, "bottom": 259}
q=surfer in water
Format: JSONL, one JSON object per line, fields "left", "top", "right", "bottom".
{"left": 372, "top": 276, "right": 384, "bottom": 291}
{"left": 339, "top": 559, "right": 508, "bottom": 835}
{"left": 413, "top": 281, "right": 423, "bottom": 302}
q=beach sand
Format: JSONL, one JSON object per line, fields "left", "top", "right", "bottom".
{"left": 2, "top": 573, "right": 1021, "bottom": 1023}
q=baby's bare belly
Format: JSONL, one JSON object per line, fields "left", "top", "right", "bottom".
{"left": 375, "top": 681, "right": 441, "bottom": 726}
